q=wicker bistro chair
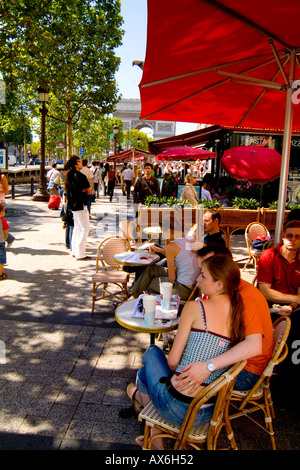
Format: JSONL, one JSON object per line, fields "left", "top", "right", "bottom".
{"left": 242, "top": 222, "right": 271, "bottom": 272}
{"left": 229, "top": 316, "right": 291, "bottom": 450}
{"left": 138, "top": 360, "right": 247, "bottom": 450}
{"left": 120, "top": 220, "right": 143, "bottom": 251}
{"left": 91, "top": 236, "right": 131, "bottom": 313}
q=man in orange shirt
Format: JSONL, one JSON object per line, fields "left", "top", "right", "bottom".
{"left": 174, "top": 243, "right": 274, "bottom": 392}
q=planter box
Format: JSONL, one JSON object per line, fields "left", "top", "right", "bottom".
{"left": 138, "top": 204, "right": 203, "bottom": 242}
{"left": 218, "top": 208, "right": 261, "bottom": 248}
{"left": 260, "top": 208, "right": 290, "bottom": 230}
{"left": 138, "top": 205, "right": 262, "bottom": 248}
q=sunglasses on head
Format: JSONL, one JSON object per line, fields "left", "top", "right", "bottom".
{"left": 284, "top": 233, "right": 300, "bottom": 240}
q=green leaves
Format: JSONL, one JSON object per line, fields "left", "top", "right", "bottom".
{"left": 144, "top": 196, "right": 192, "bottom": 208}
{"left": 232, "top": 197, "right": 259, "bottom": 210}
{"left": 0, "top": 0, "right": 124, "bottom": 153}
{"left": 197, "top": 199, "right": 222, "bottom": 208}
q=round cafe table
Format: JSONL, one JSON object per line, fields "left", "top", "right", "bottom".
{"left": 143, "top": 226, "right": 163, "bottom": 244}
{"left": 115, "top": 299, "right": 179, "bottom": 345}
{"left": 114, "top": 251, "right": 160, "bottom": 267}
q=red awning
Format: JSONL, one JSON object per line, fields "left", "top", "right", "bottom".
{"left": 139, "top": 0, "right": 300, "bottom": 132}
{"left": 106, "top": 148, "right": 154, "bottom": 162}
{"left": 155, "top": 145, "right": 217, "bottom": 161}
{"left": 148, "top": 125, "right": 223, "bottom": 154}
{"left": 139, "top": 0, "right": 300, "bottom": 243}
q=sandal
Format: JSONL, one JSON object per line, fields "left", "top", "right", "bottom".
{"left": 135, "top": 434, "right": 165, "bottom": 450}
{"left": 0, "top": 273, "right": 8, "bottom": 280}
{"left": 126, "top": 383, "right": 143, "bottom": 414}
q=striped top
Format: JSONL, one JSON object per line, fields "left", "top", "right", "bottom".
{"left": 175, "top": 300, "right": 231, "bottom": 384}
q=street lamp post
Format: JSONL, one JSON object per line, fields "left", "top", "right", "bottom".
{"left": 137, "top": 136, "right": 141, "bottom": 149}
{"left": 32, "top": 87, "right": 50, "bottom": 202}
{"left": 113, "top": 123, "right": 118, "bottom": 155}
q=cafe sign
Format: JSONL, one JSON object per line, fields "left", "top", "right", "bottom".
{"left": 244, "top": 135, "right": 270, "bottom": 146}
{"left": 291, "top": 138, "right": 300, "bottom": 148}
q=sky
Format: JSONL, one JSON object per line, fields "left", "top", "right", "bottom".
{"left": 114, "top": 0, "right": 198, "bottom": 136}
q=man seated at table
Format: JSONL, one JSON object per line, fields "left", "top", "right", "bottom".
{"left": 257, "top": 220, "right": 300, "bottom": 370}
{"left": 129, "top": 235, "right": 200, "bottom": 301}
{"left": 202, "top": 209, "right": 225, "bottom": 246}
{"left": 257, "top": 220, "right": 300, "bottom": 315}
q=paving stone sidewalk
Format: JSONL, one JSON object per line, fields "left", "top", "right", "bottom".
{"left": 0, "top": 187, "right": 299, "bottom": 451}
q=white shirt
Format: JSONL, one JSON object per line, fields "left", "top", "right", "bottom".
{"left": 92, "top": 166, "right": 100, "bottom": 183}
{"left": 81, "top": 166, "right": 93, "bottom": 185}
{"left": 123, "top": 168, "right": 135, "bottom": 181}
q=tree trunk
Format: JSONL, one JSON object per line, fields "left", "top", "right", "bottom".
{"left": 23, "top": 119, "right": 27, "bottom": 168}
{"left": 66, "top": 100, "right": 73, "bottom": 159}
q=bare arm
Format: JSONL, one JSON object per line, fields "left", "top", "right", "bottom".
{"left": 149, "top": 244, "right": 166, "bottom": 256}
{"left": 174, "top": 334, "right": 262, "bottom": 392}
{"left": 3, "top": 229, "right": 8, "bottom": 241}
{"left": 0, "top": 175, "right": 9, "bottom": 194}
{"left": 258, "top": 282, "right": 300, "bottom": 306}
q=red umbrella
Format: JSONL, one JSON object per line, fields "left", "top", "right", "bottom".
{"left": 221, "top": 146, "right": 282, "bottom": 183}
{"left": 139, "top": 0, "right": 300, "bottom": 243}
{"left": 155, "top": 146, "right": 217, "bottom": 161}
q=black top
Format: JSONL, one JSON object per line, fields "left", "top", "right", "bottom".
{"left": 203, "top": 231, "right": 226, "bottom": 246}
{"left": 67, "top": 171, "right": 90, "bottom": 211}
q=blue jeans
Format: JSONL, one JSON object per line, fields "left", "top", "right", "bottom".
{"left": 0, "top": 243, "right": 6, "bottom": 264}
{"left": 86, "top": 193, "right": 93, "bottom": 213}
{"left": 136, "top": 345, "right": 214, "bottom": 427}
{"left": 234, "top": 369, "right": 260, "bottom": 391}
{"left": 6, "top": 233, "right": 15, "bottom": 245}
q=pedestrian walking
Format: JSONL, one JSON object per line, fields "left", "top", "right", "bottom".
{"left": 65, "top": 156, "right": 91, "bottom": 260}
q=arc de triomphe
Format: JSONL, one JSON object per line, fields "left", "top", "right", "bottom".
{"left": 113, "top": 99, "right": 176, "bottom": 140}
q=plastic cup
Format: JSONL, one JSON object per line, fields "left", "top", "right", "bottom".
{"left": 160, "top": 282, "right": 173, "bottom": 310}
{"left": 143, "top": 294, "right": 157, "bottom": 326}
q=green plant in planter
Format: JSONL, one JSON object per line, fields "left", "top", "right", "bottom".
{"left": 144, "top": 196, "right": 192, "bottom": 207}
{"left": 267, "top": 200, "right": 298, "bottom": 210}
{"left": 198, "top": 199, "right": 222, "bottom": 209}
{"left": 232, "top": 197, "right": 259, "bottom": 209}
{"left": 166, "top": 196, "right": 179, "bottom": 207}
{"left": 144, "top": 195, "right": 159, "bottom": 206}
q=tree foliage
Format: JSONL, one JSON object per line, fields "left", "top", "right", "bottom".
{"left": 0, "top": 0, "right": 124, "bottom": 155}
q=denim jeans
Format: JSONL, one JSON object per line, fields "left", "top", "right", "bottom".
{"left": 136, "top": 345, "right": 213, "bottom": 427}
{"left": 0, "top": 243, "right": 6, "bottom": 264}
{"left": 86, "top": 193, "right": 93, "bottom": 214}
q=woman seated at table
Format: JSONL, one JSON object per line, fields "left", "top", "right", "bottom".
{"left": 180, "top": 173, "right": 199, "bottom": 205}
{"left": 129, "top": 234, "right": 200, "bottom": 301}
{"left": 127, "top": 255, "right": 245, "bottom": 449}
